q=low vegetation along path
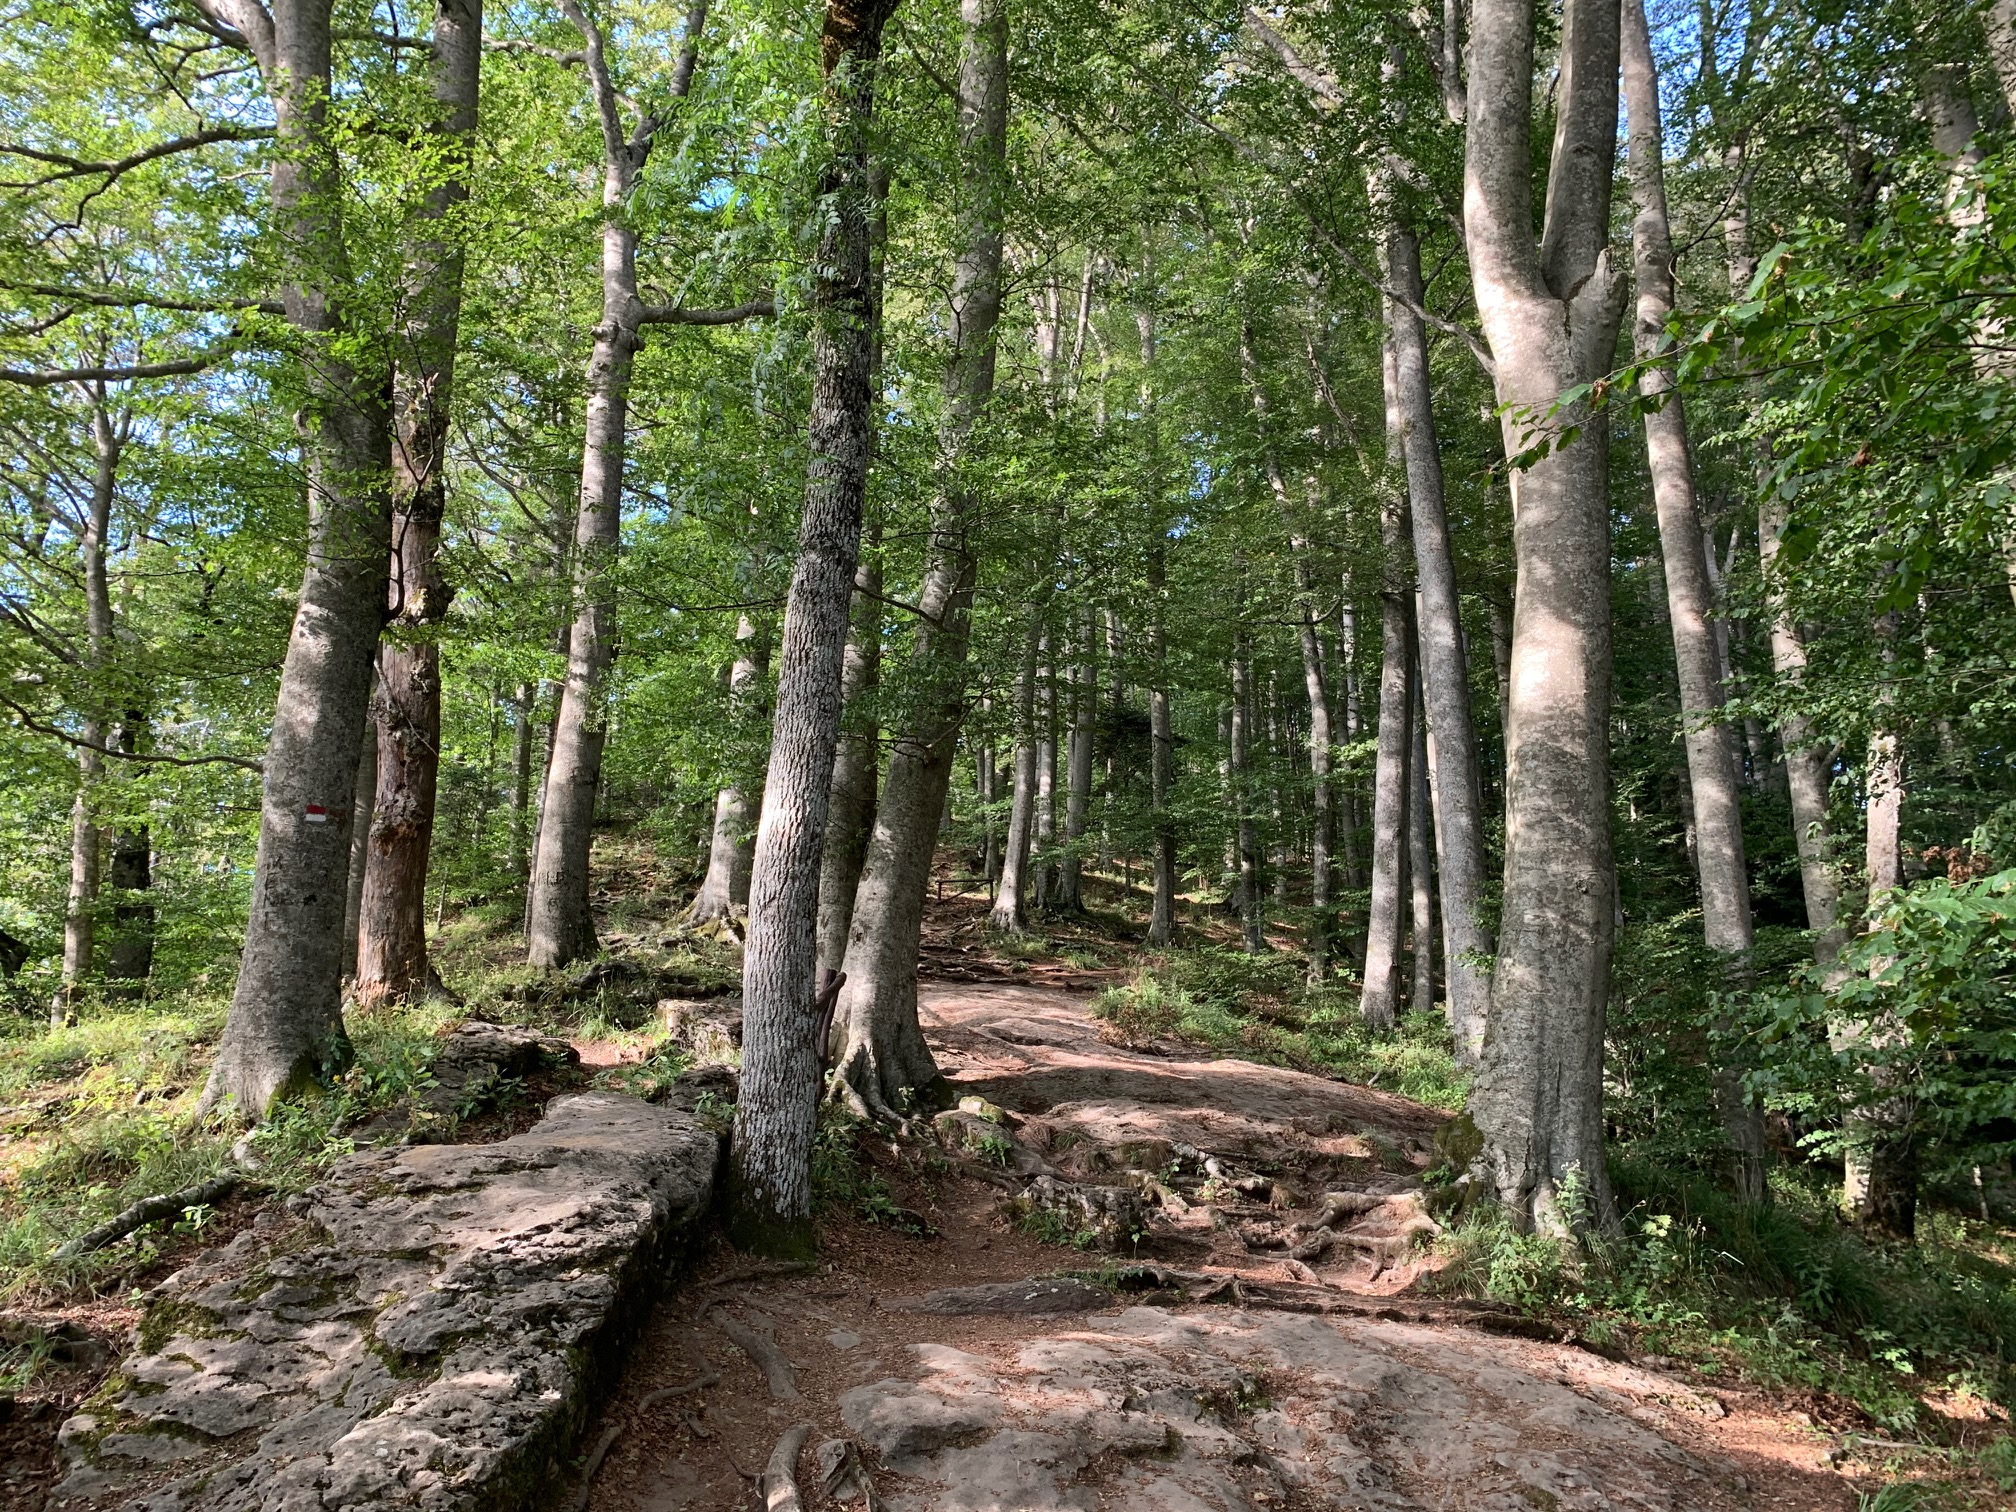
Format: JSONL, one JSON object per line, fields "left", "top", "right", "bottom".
{"left": 581, "top": 981, "right": 1858, "bottom": 1512}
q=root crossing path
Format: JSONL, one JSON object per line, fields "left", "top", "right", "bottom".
{"left": 584, "top": 982, "right": 1858, "bottom": 1511}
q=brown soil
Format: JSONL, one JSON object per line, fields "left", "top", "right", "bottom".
{"left": 579, "top": 981, "right": 1870, "bottom": 1512}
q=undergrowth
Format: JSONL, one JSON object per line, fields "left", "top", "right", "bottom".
{"left": 1091, "top": 949, "right": 1470, "bottom": 1109}
{"left": 1431, "top": 1158, "right": 2016, "bottom": 1438}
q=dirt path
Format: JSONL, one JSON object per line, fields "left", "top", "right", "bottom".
{"left": 581, "top": 982, "right": 1861, "bottom": 1512}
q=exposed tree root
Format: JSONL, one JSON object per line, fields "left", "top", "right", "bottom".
{"left": 760, "top": 1422, "right": 815, "bottom": 1512}
{"left": 567, "top": 1424, "right": 623, "bottom": 1512}
{"left": 716, "top": 1314, "right": 799, "bottom": 1400}
{"left": 816, "top": 1437, "right": 884, "bottom": 1509}
{"left": 52, "top": 1171, "right": 241, "bottom": 1259}
{"left": 636, "top": 1367, "right": 720, "bottom": 1413}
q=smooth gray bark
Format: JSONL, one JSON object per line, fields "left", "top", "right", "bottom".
{"left": 831, "top": 0, "right": 1005, "bottom": 1112}
{"left": 1384, "top": 225, "right": 1493, "bottom": 1060}
{"left": 54, "top": 400, "right": 124, "bottom": 1024}
{"left": 1461, "top": 0, "right": 1629, "bottom": 1234}
{"left": 528, "top": 1, "right": 709, "bottom": 966}
{"left": 200, "top": 0, "right": 395, "bottom": 1118}
{"left": 1139, "top": 290, "right": 1178, "bottom": 947}
{"left": 1055, "top": 610, "right": 1095, "bottom": 912}
{"left": 1360, "top": 338, "right": 1414, "bottom": 1030}
{"left": 989, "top": 628, "right": 1039, "bottom": 931}
{"left": 817, "top": 540, "right": 883, "bottom": 971}
{"left": 1408, "top": 641, "right": 1437, "bottom": 1021}
{"left": 1623, "top": 0, "right": 1768, "bottom": 1203}
{"left": 341, "top": 706, "right": 377, "bottom": 979}
{"left": 1230, "top": 641, "right": 1263, "bottom": 953}
{"left": 730, "top": 0, "right": 897, "bottom": 1255}
{"left": 693, "top": 613, "right": 767, "bottom": 922}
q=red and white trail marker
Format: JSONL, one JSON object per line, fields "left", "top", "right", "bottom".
{"left": 304, "top": 804, "right": 329, "bottom": 824}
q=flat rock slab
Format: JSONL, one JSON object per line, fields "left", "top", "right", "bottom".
{"left": 881, "top": 1278, "right": 1116, "bottom": 1316}
{"left": 55, "top": 1092, "right": 718, "bottom": 1512}
{"left": 840, "top": 1306, "right": 1732, "bottom": 1511}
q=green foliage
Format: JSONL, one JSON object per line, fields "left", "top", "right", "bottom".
{"left": 1091, "top": 949, "right": 1469, "bottom": 1110}
{"left": 1752, "top": 870, "right": 2016, "bottom": 1182}
{"left": 1436, "top": 1160, "right": 2016, "bottom": 1434}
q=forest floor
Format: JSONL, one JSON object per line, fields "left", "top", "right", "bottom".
{"left": 1, "top": 847, "right": 2011, "bottom": 1506}
{"left": 572, "top": 976, "right": 1880, "bottom": 1512}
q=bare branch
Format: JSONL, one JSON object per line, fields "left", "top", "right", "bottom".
{"left": 0, "top": 693, "right": 265, "bottom": 772}
{"left": 0, "top": 125, "right": 271, "bottom": 191}
{"left": 554, "top": 0, "right": 633, "bottom": 181}
{"left": 2, "top": 282, "right": 283, "bottom": 316}
{"left": 0, "top": 352, "right": 227, "bottom": 388}
{"left": 1242, "top": 8, "right": 1344, "bottom": 105}
{"left": 636, "top": 298, "right": 777, "bottom": 326}
{"left": 482, "top": 35, "right": 587, "bottom": 66}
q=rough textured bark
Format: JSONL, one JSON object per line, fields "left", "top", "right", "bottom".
{"left": 730, "top": 0, "right": 897, "bottom": 1255}
{"left": 355, "top": 0, "right": 480, "bottom": 1005}
{"left": 1383, "top": 224, "right": 1493, "bottom": 1060}
{"left": 817, "top": 541, "right": 883, "bottom": 971}
{"left": 1623, "top": 0, "right": 1768, "bottom": 1202}
{"left": 1360, "top": 339, "right": 1414, "bottom": 1031}
{"left": 201, "top": 0, "right": 395, "bottom": 1118}
{"left": 693, "top": 613, "right": 767, "bottom": 922}
{"left": 989, "top": 629, "right": 1039, "bottom": 931}
{"left": 831, "top": 0, "right": 1004, "bottom": 1111}
{"left": 1461, "top": 0, "right": 1629, "bottom": 1233}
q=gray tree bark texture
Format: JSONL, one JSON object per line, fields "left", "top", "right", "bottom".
{"left": 200, "top": 0, "right": 396, "bottom": 1119}
{"left": 1230, "top": 642, "right": 1263, "bottom": 954}
{"left": 1408, "top": 642, "right": 1437, "bottom": 1022}
{"left": 693, "top": 613, "right": 768, "bottom": 922}
{"left": 1034, "top": 651, "right": 1058, "bottom": 904}
{"left": 1360, "top": 339, "right": 1414, "bottom": 1031}
{"left": 1461, "top": 0, "right": 1629, "bottom": 1234}
{"left": 341, "top": 707, "right": 378, "bottom": 977}
{"left": 817, "top": 541, "right": 883, "bottom": 972}
{"left": 527, "top": 0, "right": 710, "bottom": 968}
{"left": 1987, "top": 0, "right": 2016, "bottom": 119}
{"left": 1139, "top": 292, "right": 1179, "bottom": 947}
{"left": 989, "top": 630, "right": 1039, "bottom": 931}
{"left": 831, "top": 0, "right": 1005, "bottom": 1114}
{"left": 355, "top": 0, "right": 480, "bottom": 1006}
{"left": 729, "top": 0, "right": 897, "bottom": 1256}
{"left": 1384, "top": 225, "right": 1493, "bottom": 1060}
{"left": 1622, "top": 0, "right": 1769, "bottom": 1204}
{"left": 55, "top": 400, "right": 123, "bottom": 1024}
{"left": 1055, "top": 611, "right": 1096, "bottom": 912}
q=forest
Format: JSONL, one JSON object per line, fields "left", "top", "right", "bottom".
{"left": 3, "top": 0, "right": 2016, "bottom": 1505}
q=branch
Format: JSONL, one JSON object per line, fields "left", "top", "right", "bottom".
{"left": 0, "top": 125, "right": 271, "bottom": 191}
{"left": 554, "top": 0, "right": 633, "bottom": 181}
{"left": 0, "top": 353, "right": 226, "bottom": 388}
{"left": 188, "top": 0, "right": 276, "bottom": 75}
{"left": 1242, "top": 8, "right": 1344, "bottom": 105}
{"left": 3, "top": 282, "right": 282, "bottom": 316}
{"left": 482, "top": 35, "right": 586, "bottom": 66}
{"left": 636, "top": 298, "right": 776, "bottom": 326}
{"left": 52, "top": 1172, "right": 242, "bottom": 1259}
{"left": 0, "top": 693, "right": 265, "bottom": 771}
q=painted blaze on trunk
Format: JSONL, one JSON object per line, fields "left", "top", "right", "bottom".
{"left": 728, "top": 0, "right": 900, "bottom": 1259}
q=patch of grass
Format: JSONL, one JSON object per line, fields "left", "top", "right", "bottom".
{"left": 810, "top": 1105, "right": 929, "bottom": 1234}
{"left": 1431, "top": 1159, "right": 2016, "bottom": 1436}
{"left": 1090, "top": 952, "right": 1469, "bottom": 1110}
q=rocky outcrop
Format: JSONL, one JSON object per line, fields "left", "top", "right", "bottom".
{"left": 839, "top": 1307, "right": 1733, "bottom": 1511}
{"left": 54, "top": 1092, "right": 718, "bottom": 1512}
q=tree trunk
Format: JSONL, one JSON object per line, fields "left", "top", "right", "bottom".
{"left": 1622, "top": 0, "right": 1768, "bottom": 1202}
{"left": 202, "top": 0, "right": 395, "bottom": 1119}
{"left": 1383, "top": 222, "right": 1493, "bottom": 1060}
{"left": 1460, "top": 0, "right": 1628, "bottom": 1233}
{"left": 1987, "top": 0, "right": 2016, "bottom": 118}
{"left": 54, "top": 399, "right": 124, "bottom": 1025}
{"left": 104, "top": 781, "right": 153, "bottom": 994}
{"left": 1055, "top": 610, "right": 1096, "bottom": 912}
{"left": 817, "top": 540, "right": 883, "bottom": 971}
{"left": 528, "top": 0, "right": 712, "bottom": 967}
{"left": 1230, "top": 640, "right": 1263, "bottom": 953}
{"left": 342, "top": 707, "right": 378, "bottom": 978}
{"left": 729, "top": 0, "right": 897, "bottom": 1256}
{"left": 1034, "top": 647, "right": 1058, "bottom": 905}
{"left": 990, "top": 628, "right": 1039, "bottom": 931}
{"left": 509, "top": 681, "right": 536, "bottom": 879}
{"left": 1408, "top": 636, "right": 1437, "bottom": 1021}
{"left": 1138, "top": 286, "right": 1178, "bottom": 947}
{"left": 831, "top": 0, "right": 1004, "bottom": 1110}
{"left": 1360, "top": 341, "right": 1414, "bottom": 1030}
{"left": 693, "top": 613, "right": 768, "bottom": 922}
{"left": 1337, "top": 577, "right": 1367, "bottom": 895}
{"left": 1296, "top": 575, "right": 1335, "bottom": 980}
{"left": 355, "top": 0, "right": 480, "bottom": 1005}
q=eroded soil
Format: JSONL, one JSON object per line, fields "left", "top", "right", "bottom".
{"left": 580, "top": 982, "right": 1865, "bottom": 1512}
